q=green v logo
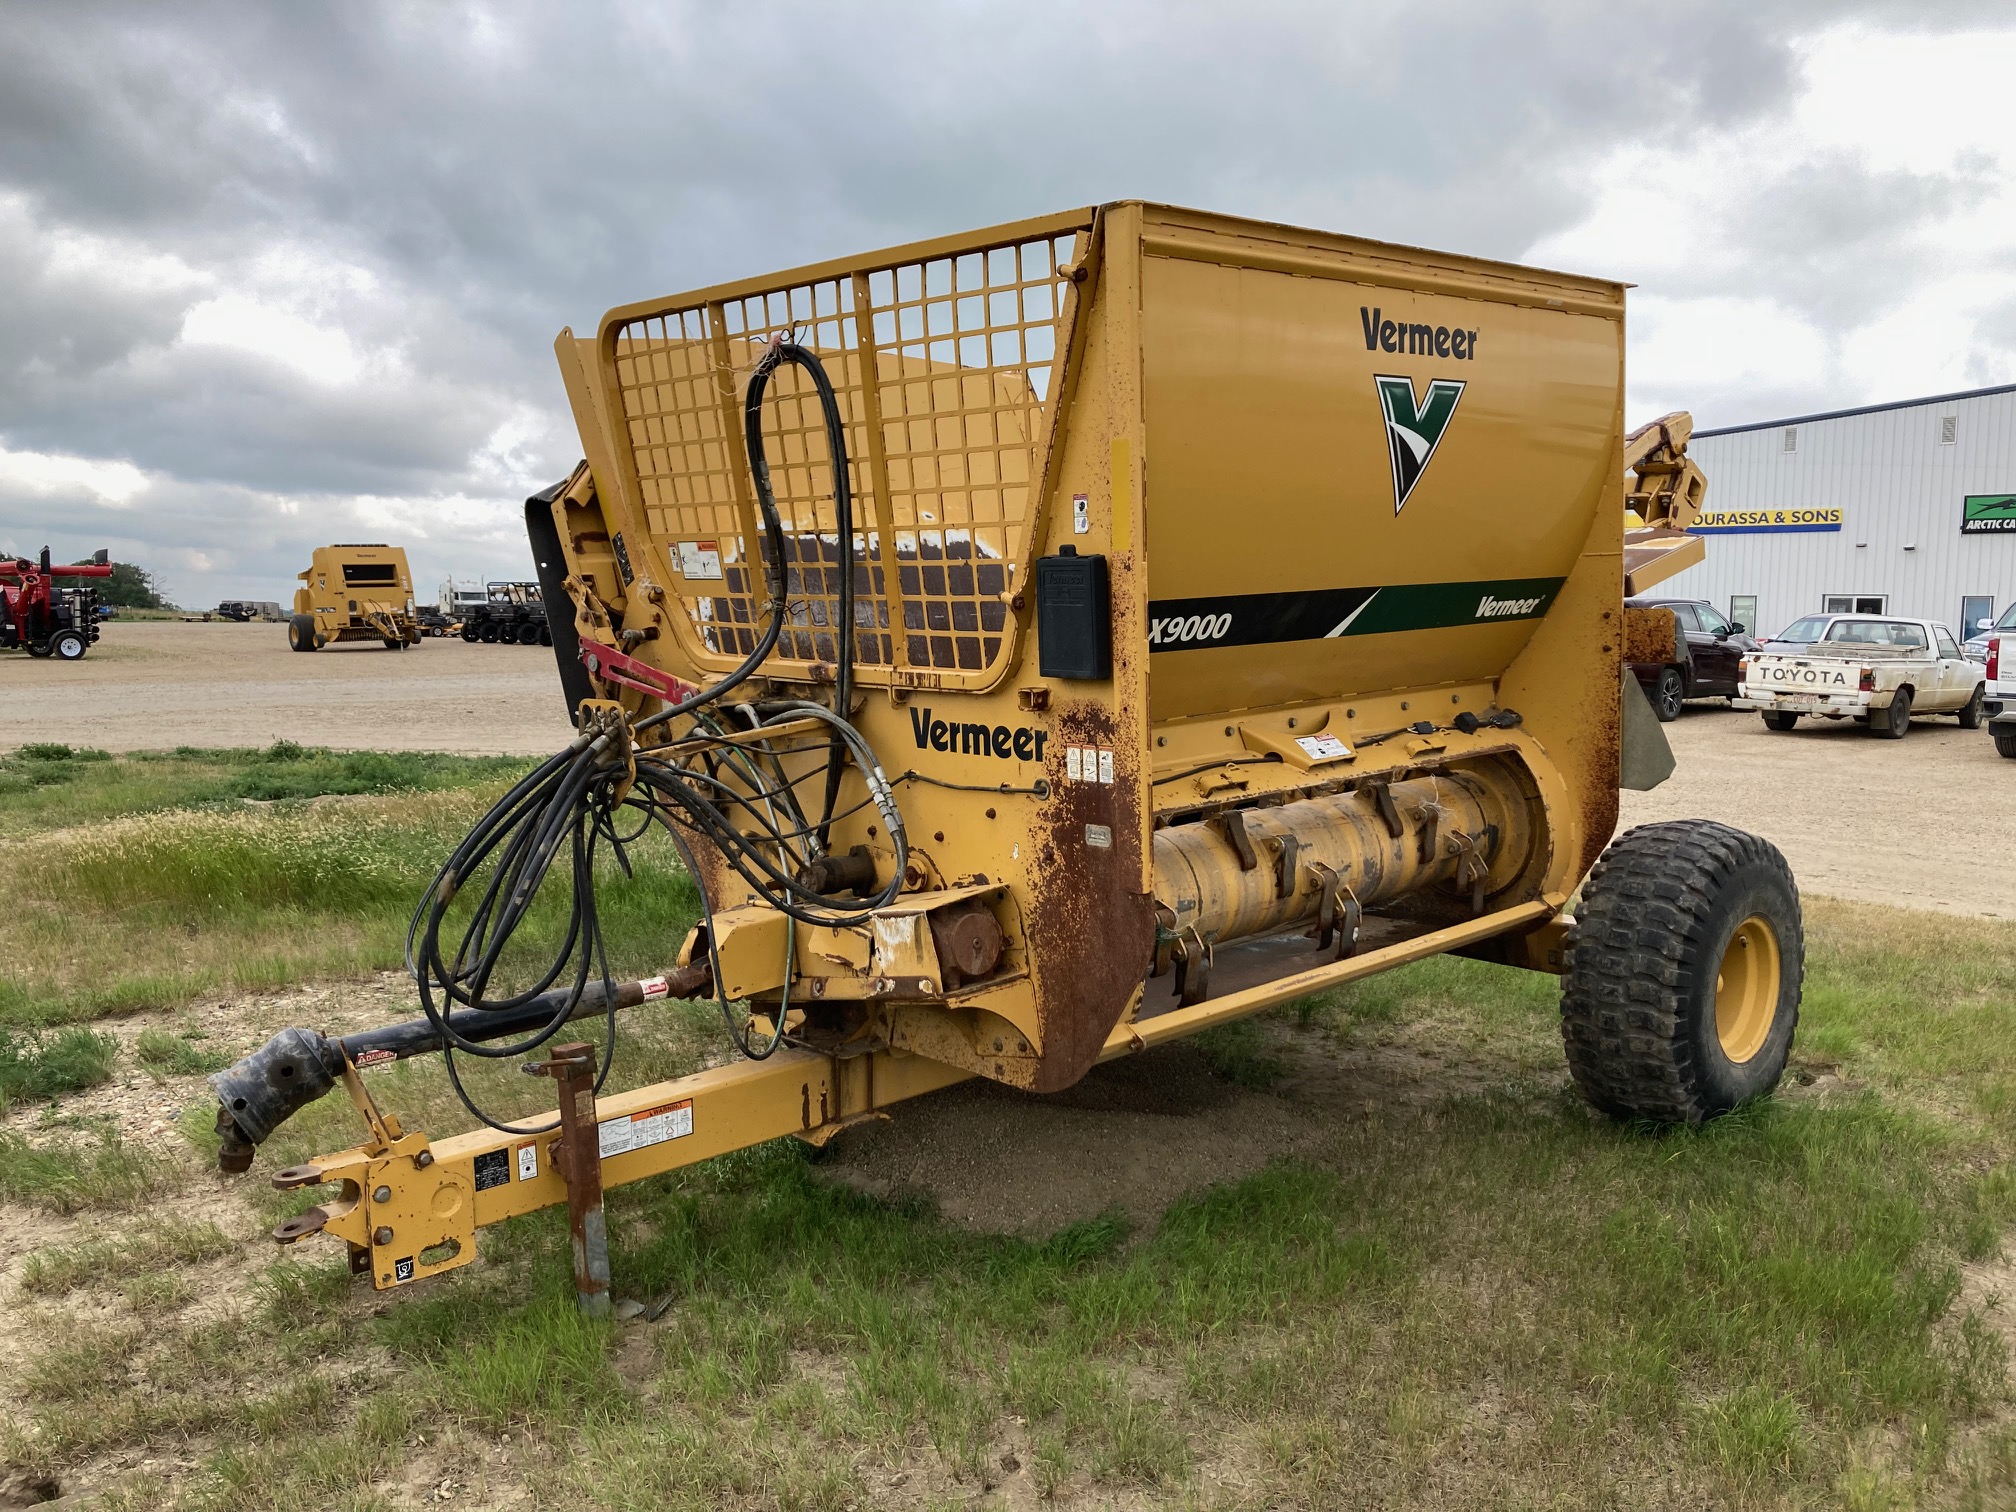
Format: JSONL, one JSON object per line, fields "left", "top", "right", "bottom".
{"left": 1374, "top": 375, "right": 1465, "bottom": 514}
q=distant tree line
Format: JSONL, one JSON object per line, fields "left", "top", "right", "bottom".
{"left": 85, "top": 560, "right": 170, "bottom": 609}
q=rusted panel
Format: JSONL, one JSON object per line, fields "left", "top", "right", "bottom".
{"left": 1023, "top": 698, "right": 1155, "bottom": 1093}
{"left": 1622, "top": 604, "right": 1680, "bottom": 666}
{"left": 1578, "top": 667, "right": 1623, "bottom": 882}
{"left": 527, "top": 1042, "right": 611, "bottom": 1317}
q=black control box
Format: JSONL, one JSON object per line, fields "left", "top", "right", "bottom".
{"left": 1035, "top": 545, "right": 1111, "bottom": 680}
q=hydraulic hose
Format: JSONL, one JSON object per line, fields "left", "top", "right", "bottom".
{"left": 734, "top": 341, "right": 857, "bottom": 850}
{"left": 393, "top": 334, "right": 902, "bottom": 1136}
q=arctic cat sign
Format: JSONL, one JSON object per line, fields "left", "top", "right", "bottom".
{"left": 1961, "top": 494, "right": 2016, "bottom": 535}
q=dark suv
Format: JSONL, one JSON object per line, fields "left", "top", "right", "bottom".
{"left": 1626, "top": 597, "right": 1758, "bottom": 721}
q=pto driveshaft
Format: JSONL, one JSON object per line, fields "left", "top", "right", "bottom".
{"left": 208, "top": 964, "right": 709, "bottom": 1172}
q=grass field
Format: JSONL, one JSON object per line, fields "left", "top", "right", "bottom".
{"left": 3, "top": 747, "right": 2015, "bottom": 1509}
{"left": 0, "top": 743, "right": 700, "bottom": 1027}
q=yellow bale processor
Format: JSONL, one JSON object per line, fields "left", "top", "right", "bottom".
{"left": 216, "top": 205, "right": 1799, "bottom": 1308}
{"left": 289, "top": 543, "right": 422, "bottom": 651}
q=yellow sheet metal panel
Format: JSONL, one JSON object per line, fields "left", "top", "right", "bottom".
{"left": 1137, "top": 220, "right": 1623, "bottom": 720}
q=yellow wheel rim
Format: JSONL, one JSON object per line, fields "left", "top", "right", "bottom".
{"left": 1714, "top": 915, "right": 1781, "bottom": 1064}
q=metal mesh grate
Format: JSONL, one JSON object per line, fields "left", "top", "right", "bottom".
{"left": 606, "top": 221, "right": 1089, "bottom": 682}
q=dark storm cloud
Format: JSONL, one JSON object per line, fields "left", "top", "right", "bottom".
{"left": 0, "top": 0, "right": 2009, "bottom": 600}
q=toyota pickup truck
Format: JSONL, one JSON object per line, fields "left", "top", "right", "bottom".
{"left": 1737, "top": 614, "right": 1985, "bottom": 738}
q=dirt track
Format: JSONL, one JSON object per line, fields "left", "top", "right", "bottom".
{"left": 0, "top": 619, "right": 572, "bottom": 754}
{"left": 5, "top": 623, "right": 2010, "bottom": 913}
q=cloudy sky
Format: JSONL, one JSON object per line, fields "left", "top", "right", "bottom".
{"left": 2, "top": 2, "right": 2012, "bottom": 606}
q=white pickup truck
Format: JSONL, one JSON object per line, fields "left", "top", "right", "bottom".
{"left": 1737, "top": 614, "right": 1985, "bottom": 739}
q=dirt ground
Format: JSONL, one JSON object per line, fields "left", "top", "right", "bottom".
{"left": 0, "top": 620, "right": 573, "bottom": 754}
{"left": 1619, "top": 699, "right": 2016, "bottom": 918}
{"left": 5, "top": 624, "right": 2011, "bottom": 915}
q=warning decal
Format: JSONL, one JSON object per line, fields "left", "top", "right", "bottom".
{"left": 1294, "top": 734, "right": 1353, "bottom": 763}
{"left": 597, "top": 1100, "right": 694, "bottom": 1159}
{"left": 676, "top": 540, "right": 725, "bottom": 579}
{"left": 473, "top": 1148, "right": 510, "bottom": 1192}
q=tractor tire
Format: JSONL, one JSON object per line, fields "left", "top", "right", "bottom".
{"left": 49, "top": 629, "right": 88, "bottom": 661}
{"left": 1561, "top": 819, "right": 1802, "bottom": 1125}
{"left": 1958, "top": 685, "right": 1985, "bottom": 730}
{"left": 288, "top": 614, "right": 318, "bottom": 652}
{"left": 1873, "top": 687, "right": 1913, "bottom": 739}
{"left": 382, "top": 637, "right": 403, "bottom": 650}
{"left": 1761, "top": 711, "right": 1799, "bottom": 731}
{"left": 1653, "top": 666, "right": 1685, "bottom": 722}
{"left": 26, "top": 642, "right": 51, "bottom": 658}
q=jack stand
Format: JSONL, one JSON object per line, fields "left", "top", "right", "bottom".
{"left": 525, "top": 1042, "right": 611, "bottom": 1317}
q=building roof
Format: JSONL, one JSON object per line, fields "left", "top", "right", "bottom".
{"left": 1693, "top": 381, "right": 2016, "bottom": 439}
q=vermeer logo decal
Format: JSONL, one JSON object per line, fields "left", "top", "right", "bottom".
{"left": 1374, "top": 375, "right": 1465, "bottom": 514}
{"left": 909, "top": 706, "right": 1048, "bottom": 763}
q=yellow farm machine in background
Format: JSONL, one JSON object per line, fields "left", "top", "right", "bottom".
{"left": 215, "top": 204, "right": 1801, "bottom": 1309}
{"left": 288, "top": 543, "right": 422, "bottom": 651}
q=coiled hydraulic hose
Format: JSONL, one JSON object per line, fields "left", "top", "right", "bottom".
{"left": 407, "top": 339, "right": 903, "bottom": 1132}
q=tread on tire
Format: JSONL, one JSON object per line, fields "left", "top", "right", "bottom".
{"left": 1959, "top": 686, "right": 1984, "bottom": 730}
{"left": 1873, "top": 688, "right": 1912, "bottom": 739}
{"left": 1562, "top": 819, "right": 1803, "bottom": 1125}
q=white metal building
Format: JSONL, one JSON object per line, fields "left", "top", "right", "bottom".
{"left": 1655, "top": 382, "right": 2016, "bottom": 641}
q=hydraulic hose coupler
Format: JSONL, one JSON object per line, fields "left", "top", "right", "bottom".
{"left": 797, "top": 846, "right": 880, "bottom": 897}
{"left": 209, "top": 1027, "right": 344, "bottom": 1172}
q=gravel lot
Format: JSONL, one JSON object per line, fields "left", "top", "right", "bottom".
{"left": 5, "top": 623, "right": 2007, "bottom": 913}
{"left": 0, "top": 619, "right": 573, "bottom": 754}
{"left": 1620, "top": 700, "right": 2015, "bottom": 918}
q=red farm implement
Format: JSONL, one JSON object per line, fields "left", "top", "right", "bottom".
{"left": 2, "top": 548, "right": 113, "bottom": 661}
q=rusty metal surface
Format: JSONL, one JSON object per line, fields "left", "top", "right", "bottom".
{"left": 526, "top": 1042, "right": 611, "bottom": 1317}
{"left": 927, "top": 899, "right": 1005, "bottom": 986}
{"left": 1622, "top": 604, "right": 1681, "bottom": 666}
{"left": 1023, "top": 697, "right": 1154, "bottom": 1093}
{"left": 1152, "top": 761, "right": 1535, "bottom": 948}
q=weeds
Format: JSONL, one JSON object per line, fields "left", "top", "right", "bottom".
{"left": 20, "top": 1219, "right": 236, "bottom": 1296}
{"left": 0, "top": 742, "right": 531, "bottom": 836}
{"left": 0, "top": 1126, "right": 155, "bottom": 1212}
{"left": 1192, "top": 1016, "right": 1288, "bottom": 1088}
{"left": 135, "top": 1027, "right": 230, "bottom": 1077}
{"left": 0, "top": 1025, "right": 118, "bottom": 1103}
{"left": 0, "top": 779, "right": 699, "bottom": 1026}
